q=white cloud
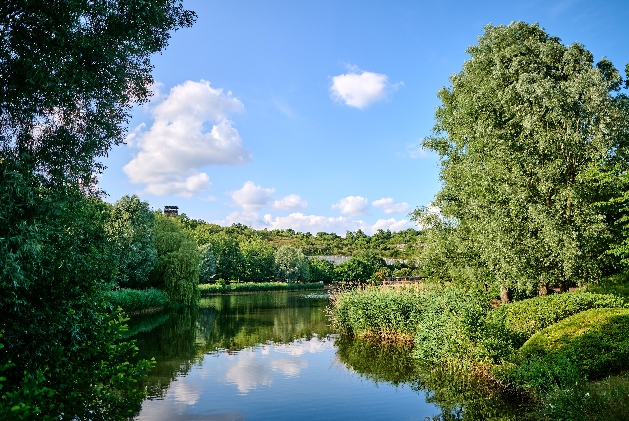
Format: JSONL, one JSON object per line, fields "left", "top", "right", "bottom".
{"left": 372, "top": 197, "right": 410, "bottom": 214}
{"left": 273, "top": 194, "right": 307, "bottom": 210}
{"left": 332, "top": 196, "right": 370, "bottom": 216}
{"left": 231, "top": 181, "right": 275, "bottom": 211}
{"left": 221, "top": 210, "right": 268, "bottom": 228}
{"left": 330, "top": 67, "right": 402, "bottom": 109}
{"left": 371, "top": 218, "right": 410, "bottom": 232}
{"left": 123, "top": 80, "right": 250, "bottom": 197}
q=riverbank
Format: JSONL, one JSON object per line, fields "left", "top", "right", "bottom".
{"left": 329, "top": 284, "right": 629, "bottom": 416}
{"left": 198, "top": 281, "right": 325, "bottom": 295}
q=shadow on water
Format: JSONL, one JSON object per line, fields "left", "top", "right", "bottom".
{"left": 335, "top": 337, "right": 529, "bottom": 420}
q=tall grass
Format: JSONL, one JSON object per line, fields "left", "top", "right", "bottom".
{"left": 198, "top": 281, "right": 324, "bottom": 295}
{"left": 106, "top": 288, "right": 169, "bottom": 313}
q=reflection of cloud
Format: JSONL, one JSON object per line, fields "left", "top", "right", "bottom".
{"left": 224, "top": 355, "right": 273, "bottom": 393}
{"left": 269, "top": 358, "right": 308, "bottom": 377}
{"left": 273, "top": 338, "right": 333, "bottom": 356}
{"left": 171, "top": 380, "right": 200, "bottom": 405}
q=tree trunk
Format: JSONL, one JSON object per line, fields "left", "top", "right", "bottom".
{"left": 500, "top": 285, "right": 511, "bottom": 304}
{"left": 538, "top": 284, "right": 548, "bottom": 296}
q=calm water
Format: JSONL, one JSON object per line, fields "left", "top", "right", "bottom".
{"left": 128, "top": 292, "right": 521, "bottom": 420}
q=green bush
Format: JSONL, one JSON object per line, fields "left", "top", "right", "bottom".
{"left": 106, "top": 288, "right": 169, "bottom": 313}
{"left": 500, "top": 308, "right": 629, "bottom": 394}
{"left": 274, "top": 246, "right": 310, "bottom": 283}
{"left": 309, "top": 257, "right": 335, "bottom": 283}
{"left": 488, "top": 292, "right": 627, "bottom": 349}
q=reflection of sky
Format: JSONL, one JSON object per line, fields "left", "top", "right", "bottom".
{"left": 137, "top": 336, "right": 436, "bottom": 421}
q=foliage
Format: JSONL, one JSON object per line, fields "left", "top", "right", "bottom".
{"left": 418, "top": 22, "right": 629, "bottom": 294}
{"left": 308, "top": 257, "right": 336, "bottom": 283}
{"left": 589, "top": 273, "right": 629, "bottom": 297}
{"left": 204, "top": 232, "right": 245, "bottom": 281}
{"left": 150, "top": 214, "right": 201, "bottom": 305}
{"left": 488, "top": 292, "right": 628, "bottom": 349}
{"left": 274, "top": 246, "right": 310, "bottom": 283}
{"left": 105, "top": 195, "right": 157, "bottom": 288}
{"left": 333, "top": 252, "right": 385, "bottom": 283}
{"left": 198, "top": 281, "right": 324, "bottom": 294}
{"left": 240, "top": 239, "right": 275, "bottom": 282}
{"left": 499, "top": 308, "right": 629, "bottom": 395}
{"left": 198, "top": 244, "right": 217, "bottom": 284}
{"left": 0, "top": 1, "right": 195, "bottom": 418}
{"left": 106, "top": 288, "right": 169, "bottom": 314}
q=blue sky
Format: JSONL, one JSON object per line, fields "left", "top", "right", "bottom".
{"left": 98, "top": 0, "right": 629, "bottom": 235}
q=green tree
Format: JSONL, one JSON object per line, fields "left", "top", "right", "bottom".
{"left": 309, "top": 257, "right": 336, "bottom": 283}
{"left": 149, "top": 214, "right": 201, "bottom": 305}
{"left": 105, "top": 195, "right": 157, "bottom": 289}
{"left": 240, "top": 239, "right": 275, "bottom": 282}
{"left": 198, "top": 244, "right": 217, "bottom": 284}
{"left": 274, "top": 246, "right": 310, "bottom": 283}
{"left": 0, "top": 1, "right": 195, "bottom": 418}
{"left": 205, "top": 233, "right": 245, "bottom": 281}
{"left": 334, "top": 258, "right": 374, "bottom": 283}
{"left": 419, "top": 22, "right": 629, "bottom": 299}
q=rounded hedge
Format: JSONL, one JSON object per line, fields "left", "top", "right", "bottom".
{"left": 517, "top": 308, "right": 629, "bottom": 382}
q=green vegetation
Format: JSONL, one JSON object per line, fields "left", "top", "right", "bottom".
{"left": 107, "top": 289, "right": 170, "bottom": 314}
{"left": 503, "top": 309, "right": 629, "bottom": 394}
{"left": 106, "top": 195, "right": 158, "bottom": 289}
{"left": 0, "top": 2, "right": 195, "bottom": 418}
{"left": 412, "top": 22, "right": 629, "bottom": 299}
{"left": 198, "top": 281, "right": 324, "bottom": 294}
{"left": 274, "top": 245, "right": 310, "bottom": 282}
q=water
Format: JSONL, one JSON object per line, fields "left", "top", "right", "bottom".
{"left": 129, "top": 291, "right": 521, "bottom": 420}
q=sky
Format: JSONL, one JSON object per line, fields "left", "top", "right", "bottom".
{"left": 98, "top": 0, "right": 629, "bottom": 235}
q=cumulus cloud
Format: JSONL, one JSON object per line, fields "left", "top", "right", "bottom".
{"left": 231, "top": 181, "right": 275, "bottom": 211}
{"left": 264, "top": 212, "right": 366, "bottom": 234}
{"left": 332, "top": 196, "right": 370, "bottom": 216}
{"left": 273, "top": 194, "right": 307, "bottom": 210}
{"left": 372, "top": 197, "right": 410, "bottom": 214}
{"left": 330, "top": 67, "right": 402, "bottom": 109}
{"left": 123, "top": 80, "right": 250, "bottom": 197}
{"left": 371, "top": 218, "right": 410, "bottom": 232}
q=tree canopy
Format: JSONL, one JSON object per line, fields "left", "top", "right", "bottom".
{"left": 416, "top": 22, "right": 629, "bottom": 297}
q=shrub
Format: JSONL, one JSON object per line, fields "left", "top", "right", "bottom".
{"left": 106, "top": 288, "right": 169, "bottom": 313}
{"left": 499, "top": 308, "right": 629, "bottom": 394}
{"left": 240, "top": 239, "right": 275, "bottom": 282}
{"left": 488, "top": 292, "right": 627, "bottom": 349}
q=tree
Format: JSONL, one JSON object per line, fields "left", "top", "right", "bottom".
{"left": 106, "top": 195, "right": 157, "bottom": 289}
{"left": 240, "top": 239, "right": 275, "bottom": 282}
{"left": 420, "top": 22, "right": 629, "bottom": 298}
{"left": 149, "top": 214, "right": 201, "bottom": 305}
{"left": 309, "top": 257, "right": 336, "bottom": 283}
{"left": 198, "top": 244, "right": 217, "bottom": 284}
{"left": 0, "top": 1, "right": 195, "bottom": 418}
{"left": 204, "top": 233, "right": 244, "bottom": 281}
{"left": 274, "top": 246, "right": 310, "bottom": 283}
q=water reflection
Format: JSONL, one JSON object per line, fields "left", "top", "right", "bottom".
{"left": 130, "top": 292, "right": 527, "bottom": 420}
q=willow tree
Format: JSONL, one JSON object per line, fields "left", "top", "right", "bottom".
{"left": 419, "top": 22, "right": 629, "bottom": 299}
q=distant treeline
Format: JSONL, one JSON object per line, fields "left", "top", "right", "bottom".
{"left": 175, "top": 213, "right": 423, "bottom": 259}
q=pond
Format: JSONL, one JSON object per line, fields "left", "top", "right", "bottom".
{"left": 128, "top": 291, "right": 522, "bottom": 420}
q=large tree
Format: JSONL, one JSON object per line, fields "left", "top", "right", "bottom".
{"left": 418, "top": 22, "right": 629, "bottom": 299}
{"left": 0, "top": 1, "right": 195, "bottom": 418}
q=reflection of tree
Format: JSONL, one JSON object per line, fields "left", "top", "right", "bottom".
{"left": 335, "top": 337, "right": 525, "bottom": 421}
{"left": 130, "top": 292, "right": 332, "bottom": 406}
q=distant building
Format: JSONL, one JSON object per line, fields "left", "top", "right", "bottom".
{"left": 164, "top": 206, "right": 179, "bottom": 217}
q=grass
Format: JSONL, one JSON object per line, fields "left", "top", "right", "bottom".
{"left": 106, "top": 288, "right": 169, "bottom": 314}
{"left": 198, "top": 281, "right": 324, "bottom": 295}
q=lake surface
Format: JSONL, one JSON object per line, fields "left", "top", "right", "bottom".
{"left": 129, "top": 291, "right": 521, "bottom": 420}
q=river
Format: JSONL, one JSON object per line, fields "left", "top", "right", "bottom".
{"left": 128, "top": 291, "right": 522, "bottom": 420}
